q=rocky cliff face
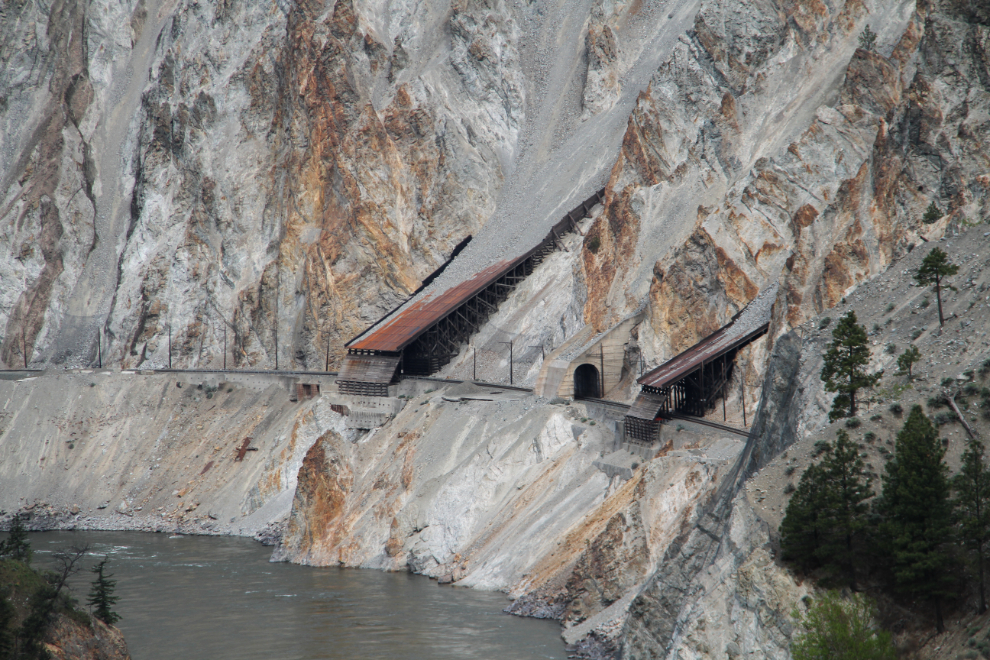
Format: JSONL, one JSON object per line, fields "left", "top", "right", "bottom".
{"left": 1, "top": 0, "right": 524, "bottom": 370}
{"left": 2, "top": 0, "right": 989, "bottom": 657}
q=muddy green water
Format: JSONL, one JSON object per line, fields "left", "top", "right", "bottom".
{"left": 26, "top": 531, "right": 566, "bottom": 660}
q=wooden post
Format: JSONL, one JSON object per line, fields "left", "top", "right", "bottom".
{"left": 499, "top": 341, "right": 513, "bottom": 385}
{"left": 274, "top": 270, "right": 279, "bottom": 371}
{"left": 599, "top": 345, "right": 605, "bottom": 398}
{"left": 722, "top": 358, "right": 726, "bottom": 421}
{"left": 741, "top": 368, "right": 746, "bottom": 427}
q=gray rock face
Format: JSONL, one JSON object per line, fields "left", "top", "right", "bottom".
{"left": 622, "top": 331, "right": 805, "bottom": 659}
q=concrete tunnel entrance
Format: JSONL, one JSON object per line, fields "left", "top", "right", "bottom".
{"left": 573, "top": 363, "right": 601, "bottom": 399}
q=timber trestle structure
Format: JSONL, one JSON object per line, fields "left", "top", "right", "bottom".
{"left": 337, "top": 189, "right": 606, "bottom": 395}
{"left": 623, "top": 284, "right": 778, "bottom": 444}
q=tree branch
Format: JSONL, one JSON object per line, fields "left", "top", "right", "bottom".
{"left": 950, "top": 390, "right": 979, "bottom": 440}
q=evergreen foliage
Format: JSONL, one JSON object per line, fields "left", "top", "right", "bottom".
{"left": 87, "top": 557, "right": 120, "bottom": 625}
{"left": 897, "top": 345, "right": 921, "bottom": 379}
{"left": 821, "top": 311, "right": 881, "bottom": 422}
{"left": 791, "top": 590, "right": 895, "bottom": 660}
{"left": 858, "top": 25, "right": 878, "bottom": 52}
{"left": 781, "top": 463, "right": 831, "bottom": 571}
{"left": 914, "top": 248, "right": 959, "bottom": 327}
{"left": 780, "top": 431, "right": 872, "bottom": 586}
{"left": 878, "top": 405, "right": 953, "bottom": 632}
{"left": 820, "top": 430, "right": 873, "bottom": 588}
{"left": 922, "top": 201, "right": 942, "bottom": 225}
{"left": 0, "top": 588, "right": 16, "bottom": 659}
{"left": 0, "top": 514, "right": 32, "bottom": 564}
{"left": 952, "top": 438, "right": 990, "bottom": 613}
{"left": 17, "top": 584, "right": 56, "bottom": 660}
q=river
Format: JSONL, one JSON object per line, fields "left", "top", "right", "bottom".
{"left": 26, "top": 531, "right": 566, "bottom": 660}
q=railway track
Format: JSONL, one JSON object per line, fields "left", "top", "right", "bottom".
{"left": 575, "top": 396, "right": 631, "bottom": 411}
{"left": 663, "top": 412, "right": 751, "bottom": 438}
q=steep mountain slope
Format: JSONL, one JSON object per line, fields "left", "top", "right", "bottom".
{"left": 1, "top": 0, "right": 989, "bottom": 658}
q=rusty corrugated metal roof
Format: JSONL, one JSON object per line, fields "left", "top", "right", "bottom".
{"left": 347, "top": 258, "right": 517, "bottom": 352}
{"left": 636, "top": 324, "right": 769, "bottom": 389}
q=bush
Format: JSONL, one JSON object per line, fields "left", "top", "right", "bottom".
{"left": 981, "top": 359, "right": 990, "bottom": 378}
{"left": 889, "top": 403, "right": 904, "bottom": 416}
{"left": 884, "top": 302, "right": 895, "bottom": 314}
{"left": 586, "top": 234, "right": 601, "bottom": 254}
{"left": 912, "top": 329, "right": 924, "bottom": 340}
{"left": 942, "top": 377, "right": 956, "bottom": 388}
{"left": 786, "top": 466, "right": 796, "bottom": 476}
{"left": 865, "top": 432, "right": 877, "bottom": 442}
{"left": 920, "top": 297, "right": 931, "bottom": 309}
{"left": 845, "top": 418, "right": 862, "bottom": 429}
{"left": 870, "top": 414, "right": 882, "bottom": 422}
{"left": 928, "top": 394, "right": 949, "bottom": 409}
{"left": 884, "top": 342, "right": 896, "bottom": 355}
{"left": 819, "top": 317, "right": 832, "bottom": 330}
{"left": 964, "top": 383, "right": 981, "bottom": 397}
{"left": 791, "top": 590, "right": 894, "bottom": 660}
{"left": 934, "top": 411, "right": 957, "bottom": 426}
{"left": 785, "top": 483, "right": 796, "bottom": 495}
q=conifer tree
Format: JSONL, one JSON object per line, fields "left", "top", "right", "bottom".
{"left": 781, "top": 463, "right": 831, "bottom": 571}
{"left": 87, "top": 557, "right": 120, "bottom": 625}
{"left": 878, "top": 405, "right": 953, "bottom": 632}
{"left": 915, "top": 247, "right": 959, "bottom": 326}
{"left": 897, "top": 345, "right": 921, "bottom": 379}
{"left": 821, "top": 311, "right": 881, "bottom": 422}
{"left": 0, "top": 588, "right": 15, "bottom": 660}
{"left": 820, "top": 430, "right": 873, "bottom": 588}
{"left": 952, "top": 438, "right": 990, "bottom": 613}
{"left": 858, "top": 25, "right": 878, "bottom": 52}
{"left": 0, "top": 513, "right": 32, "bottom": 564}
{"left": 922, "top": 201, "right": 942, "bottom": 225}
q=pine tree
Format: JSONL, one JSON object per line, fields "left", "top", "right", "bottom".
{"left": 922, "top": 201, "right": 942, "bottom": 225}
{"left": 952, "top": 438, "right": 990, "bottom": 613}
{"left": 858, "top": 25, "right": 878, "bottom": 53}
{"left": 821, "top": 311, "right": 882, "bottom": 422}
{"left": 0, "top": 513, "right": 32, "bottom": 564}
{"left": 87, "top": 557, "right": 120, "bottom": 625}
{"left": 820, "top": 430, "right": 873, "bottom": 588}
{"left": 915, "top": 247, "right": 959, "bottom": 327}
{"left": 878, "top": 405, "right": 954, "bottom": 632}
{"left": 897, "top": 345, "right": 921, "bottom": 379}
{"left": 781, "top": 463, "right": 831, "bottom": 571}
{"left": 0, "top": 588, "right": 16, "bottom": 660}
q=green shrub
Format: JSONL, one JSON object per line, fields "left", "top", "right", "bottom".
{"left": 912, "top": 329, "right": 923, "bottom": 340}
{"left": 933, "top": 411, "right": 957, "bottom": 426}
{"left": 884, "top": 343, "right": 897, "bottom": 355}
{"left": 819, "top": 317, "right": 832, "bottom": 330}
{"left": 928, "top": 395, "right": 949, "bottom": 409}
{"left": 587, "top": 234, "right": 601, "bottom": 254}
{"left": 791, "top": 591, "right": 894, "bottom": 660}
{"left": 885, "top": 302, "right": 895, "bottom": 314}
{"left": 889, "top": 403, "right": 903, "bottom": 416}
{"left": 864, "top": 432, "right": 877, "bottom": 442}
{"left": 845, "top": 417, "right": 862, "bottom": 429}
{"left": 942, "top": 377, "right": 956, "bottom": 387}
